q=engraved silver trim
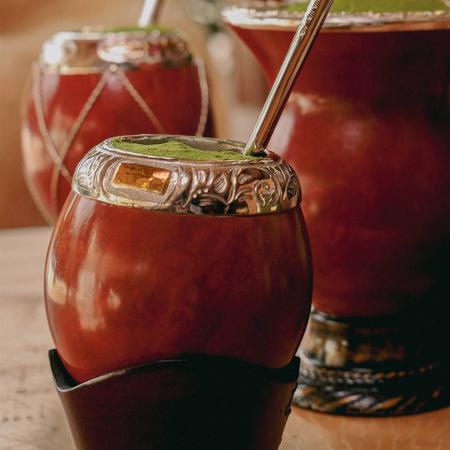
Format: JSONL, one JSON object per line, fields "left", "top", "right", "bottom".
{"left": 223, "top": 3, "right": 450, "bottom": 32}
{"left": 40, "top": 27, "right": 193, "bottom": 74}
{"left": 73, "top": 135, "right": 301, "bottom": 216}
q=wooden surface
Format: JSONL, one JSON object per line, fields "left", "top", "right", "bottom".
{"left": 0, "top": 226, "right": 449, "bottom": 450}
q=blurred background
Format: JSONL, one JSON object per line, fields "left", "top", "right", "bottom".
{"left": 0, "top": 0, "right": 268, "bottom": 228}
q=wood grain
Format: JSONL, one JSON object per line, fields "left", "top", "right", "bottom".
{"left": 0, "top": 227, "right": 449, "bottom": 450}
{"left": 281, "top": 407, "right": 450, "bottom": 450}
{"left": 0, "top": 227, "right": 73, "bottom": 450}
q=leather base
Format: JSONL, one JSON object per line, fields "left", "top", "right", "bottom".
{"left": 49, "top": 350, "right": 299, "bottom": 450}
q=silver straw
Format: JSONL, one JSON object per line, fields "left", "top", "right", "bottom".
{"left": 138, "top": 0, "right": 164, "bottom": 26}
{"left": 244, "top": 0, "right": 335, "bottom": 155}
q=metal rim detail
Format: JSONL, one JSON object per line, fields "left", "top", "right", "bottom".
{"left": 72, "top": 135, "right": 301, "bottom": 216}
{"left": 40, "top": 27, "right": 193, "bottom": 74}
{"left": 223, "top": 3, "right": 450, "bottom": 32}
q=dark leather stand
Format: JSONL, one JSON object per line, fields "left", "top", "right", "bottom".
{"left": 49, "top": 350, "right": 299, "bottom": 450}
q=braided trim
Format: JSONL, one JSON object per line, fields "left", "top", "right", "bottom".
{"left": 32, "top": 64, "right": 71, "bottom": 182}
{"left": 300, "top": 357, "right": 441, "bottom": 386}
{"left": 115, "top": 67, "right": 166, "bottom": 134}
{"left": 50, "top": 70, "right": 110, "bottom": 212}
{"left": 22, "top": 166, "right": 55, "bottom": 224}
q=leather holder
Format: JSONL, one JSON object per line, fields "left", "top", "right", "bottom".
{"left": 49, "top": 350, "right": 299, "bottom": 450}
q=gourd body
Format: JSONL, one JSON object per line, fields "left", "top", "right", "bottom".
{"left": 231, "top": 26, "right": 450, "bottom": 317}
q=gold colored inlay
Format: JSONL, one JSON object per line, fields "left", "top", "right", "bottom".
{"left": 113, "top": 163, "right": 171, "bottom": 194}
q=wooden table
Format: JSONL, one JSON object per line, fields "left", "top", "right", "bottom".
{"left": 0, "top": 227, "right": 449, "bottom": 450}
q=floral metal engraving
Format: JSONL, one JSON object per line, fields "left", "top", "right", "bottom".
{"left": 73, "top": 137, "right": 301, "bottom": 216}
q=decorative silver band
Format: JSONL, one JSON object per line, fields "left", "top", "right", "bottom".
{"left": 223, "top": 4, "right": 450, "bottom": 31}
{"left": 73, "top": 135, "right": 301, "bottom": 216}
{"left": 40, "top": 28, "right": 193, "bottom": 74}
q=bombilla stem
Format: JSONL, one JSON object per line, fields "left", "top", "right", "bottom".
{"left": 138, "top": 0, "right": 164, "bottom": 26}
{"left": 244, "top": 0, "right": 334, "bottom": 155}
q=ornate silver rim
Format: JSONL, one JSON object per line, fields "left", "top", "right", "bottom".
{"left": 223, "top": 3, "right": 450, "bottom": 32}
{"left": 73, "top": 135, "right": 301, "bottom": 216}
{"left": 40, "top": 26, "right": 193, "bottom": 74}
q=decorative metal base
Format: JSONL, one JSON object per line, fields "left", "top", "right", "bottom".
{"left": 294, "top": 310, "right": 449, "bottom": 416}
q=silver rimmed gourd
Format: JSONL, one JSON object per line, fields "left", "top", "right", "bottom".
{"left": 225, "top": 0, "right": 450, "bottom": 30}
{"left": 224, "top": 0, "right": 450, "bottom": 416}
{"left": 45, "top": 135, "right": 311, "bottom": 383}
{"left": 21, "top": 26, "right": 210, "bottom": 222}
